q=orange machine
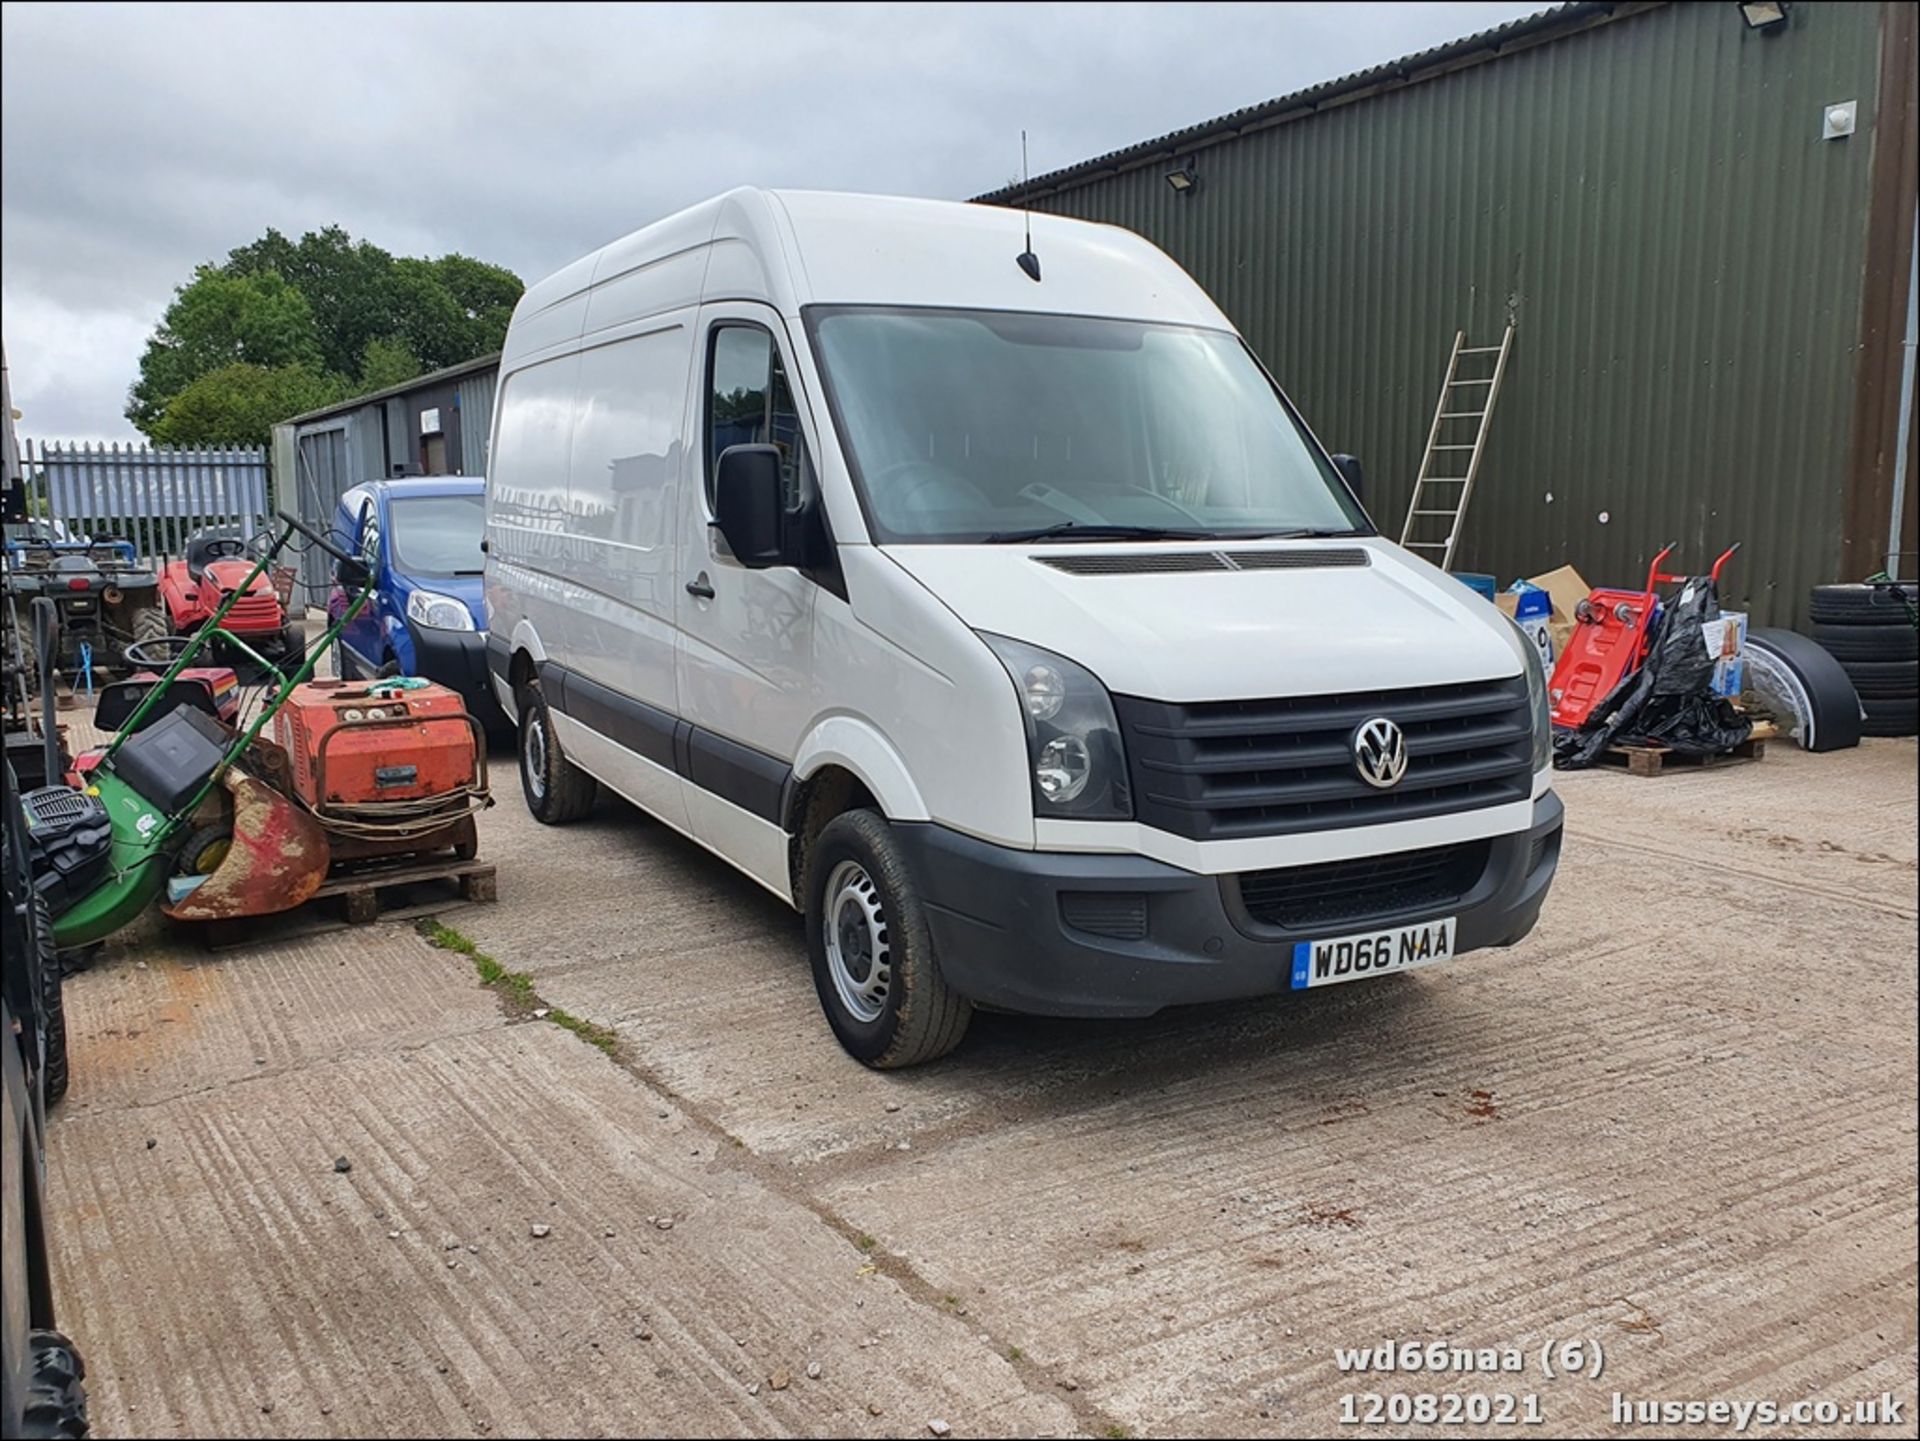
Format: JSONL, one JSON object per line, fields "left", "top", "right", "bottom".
{"left": 272, "top": 678, "right": 486, "bottom": 862}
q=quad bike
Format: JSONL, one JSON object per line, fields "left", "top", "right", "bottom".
{"left": 49, "top": 513, "right": 489, "bottom": 949}
{"left": 3, "top": 534, "right": 165, "bottom": 681}
{"left": 158, "top": 525, "right": 305, "bottom": 678}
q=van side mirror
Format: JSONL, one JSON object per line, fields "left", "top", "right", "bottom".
{"left": 713, "top": 444, "right": 785, "bottom": 567}
{"left": 334, "top": 556, "right": 370, "bottom": 589}
{"left": 1332, "top": 453, "right": 1364, "bottom": 504}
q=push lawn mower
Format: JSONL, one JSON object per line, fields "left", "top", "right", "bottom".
{"left": 48, "top": 513, "right": 489, "bottom": 949}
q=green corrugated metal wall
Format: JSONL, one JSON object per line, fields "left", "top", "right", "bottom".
{"left": 1025, "top": 2, "right": 1885, "bottom": 626}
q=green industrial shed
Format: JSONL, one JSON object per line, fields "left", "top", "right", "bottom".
{"left": 979, "top": 0, "right": 1918, "bottom": 627}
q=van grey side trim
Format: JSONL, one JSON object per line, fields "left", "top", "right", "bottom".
{"left": 685, "top": 727, "right": 788, "bottom": 823}
{"left": 536, "top": 659, "right": 790, "bottom": 824}
{"left": 560, "top": 668, "right": 678, "bottom": 771}
{"left": 485, "top": 633, "right": 511, "bottom": 684}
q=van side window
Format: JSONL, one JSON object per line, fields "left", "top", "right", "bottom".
{"left": 358, "top": 503, "right": 381, "bottom": 571}
{"left": 708, "top": 325, "right": 807, "bottom": 511}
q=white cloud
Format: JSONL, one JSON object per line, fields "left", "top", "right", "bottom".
{"left": 1, "top": 0, "right": 1541, "bottom": 444}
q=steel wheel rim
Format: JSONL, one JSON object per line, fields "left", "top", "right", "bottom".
{"left": 823, "top": 859, "right": 891, "bottom": 1024}
{"left": 524, "top": 712, "right": 549, "bottom": 801}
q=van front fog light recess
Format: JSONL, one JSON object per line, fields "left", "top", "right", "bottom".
{"left": 1036, "top": 735, "right": 1090, "bottom": 802}
{"left": 980, "top": 632, "right": 1132, "bottom": 820}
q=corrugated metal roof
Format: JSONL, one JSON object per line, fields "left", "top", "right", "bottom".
{"left": 976, "top": 2, "right": 1637, "bottom": 205}
{"left": 1000, "top": 0, "right": 1887, "bottom": 628}
{"left": 284, "top": 350, "right": 501, "bottom": 427}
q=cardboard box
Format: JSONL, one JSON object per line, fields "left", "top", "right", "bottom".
{"left": 1701, "top": 610, "right": 1748, "bottom": 699}
{"left": 1525, "top": 565, "right": 1592, "bottom": 663}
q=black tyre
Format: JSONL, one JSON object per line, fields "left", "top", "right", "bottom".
{"left": 278, "top": 624, "right": 308, "bottom": 675}
{"left": 1840, "top": 659, "right": 1919, "bottom": 699}
{"left": 21, "top": 1330, "right": 88, "bottom": 1440}
{"left": 32, "top": 893, "right": 69, "bottom": 1105}
{"left": 1861, "top": 696, "right": 1919, "bottom": 737}
{"left": 1743, "top": 628, "right": 1863, "bottom": 753}
{"left": 806, "top": 809, "right": 972, "bottom": 1068}
{"left": 129, "top": 602, "right": 167, "bottom": 650}
{"left": 1811, "top": 623, "right": 1917, "bottom": 663}
{"left": 1807, "top": 582, "right": 1918, "bottom": 627}
{"left": 516, "top": 680, "right": 597, "bottom": 824}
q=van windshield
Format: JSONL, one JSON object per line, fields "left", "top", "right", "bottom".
{"left": 389, "top": 493, "right": 486, "bottom": 576}
{"left": 808, "top": 307, "right": 1366, "bottom": 544}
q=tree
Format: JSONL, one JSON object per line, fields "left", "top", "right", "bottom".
{"left": 126, "top": 269, "right": 325, "bottom": 434}
{"left": 359, "top": 337, "right": 424, "bottom": 392}
{"left": 148, "top": 363, "right": 347, "bottom": 448}
{"left": 128, "top": 224, "right": 523, "bottom": 443}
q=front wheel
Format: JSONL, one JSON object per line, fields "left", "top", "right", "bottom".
{"left": 806, "top": 810, "right": 972, "bottom": 1068}
{"left": 516, "top": 680, "right": 597, "bottom": 824}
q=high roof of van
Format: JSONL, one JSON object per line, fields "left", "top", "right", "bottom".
{"left": 502, "top": 188, "right": 1232, "bottom": 370}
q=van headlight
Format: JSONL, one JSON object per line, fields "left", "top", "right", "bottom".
{"left": 1508, "top": 617, "right": 1552, "bottom": 772}
{"left": 980, "top": 634, "right": 1132, "bottom": 820}
{"left": 407, "top": 590, "right": 475, "bottom": 632}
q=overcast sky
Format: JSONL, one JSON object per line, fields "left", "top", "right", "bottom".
{"left": 2, "top": 0, "right": 1539, "bottom": 442}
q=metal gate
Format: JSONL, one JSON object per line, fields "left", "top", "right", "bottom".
{"left": 21, "top": 439, "right": 269, "bottom": 564}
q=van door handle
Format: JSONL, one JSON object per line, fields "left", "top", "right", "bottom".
{"left": 685, "top": 574, "right": 715, "bottom": 600}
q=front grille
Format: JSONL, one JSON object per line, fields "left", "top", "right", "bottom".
{"left": 1115, "top": 675, "right": 1533, "bottom": 840}
{"left": 1235, "top": 839, "right": 1491, "bottom": 930}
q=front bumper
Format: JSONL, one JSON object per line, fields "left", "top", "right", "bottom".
{"left": 893, "top": 792, "right": 1564, "bottom": 1018}
{"left": 408, "top": 621, "right": 508, "bottom": 728}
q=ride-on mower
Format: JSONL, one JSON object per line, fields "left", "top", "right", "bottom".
{"left": 50, "top": 513, "right": 489, "bottom": 949}
{"left": 157, "top": 525, "right": 305, "bottom": 677}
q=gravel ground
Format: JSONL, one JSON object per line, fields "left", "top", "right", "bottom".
{"left": 43, "top": 728, "right": 1918, "bottom": 1438}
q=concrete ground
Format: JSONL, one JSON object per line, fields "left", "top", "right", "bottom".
{"left": 42, "top": 730, "right": 1918, "bottom": 1439}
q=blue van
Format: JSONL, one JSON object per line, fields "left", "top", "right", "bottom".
{"left": 328, "top": 477, "right": 500, "bottom": 723}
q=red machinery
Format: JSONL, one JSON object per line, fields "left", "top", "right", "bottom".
{"left": 158, "top": 529, "right": 305, "bottom": 673}
{"left": 270, "top": 678, "right": 486, "bottom": 863}
{"left": 1549, "top": 543, "right": 1739, "bottom": 729}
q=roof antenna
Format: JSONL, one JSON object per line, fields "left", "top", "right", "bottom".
{"left": 1016, "top": 130, "right": 1042, "bottom": 282}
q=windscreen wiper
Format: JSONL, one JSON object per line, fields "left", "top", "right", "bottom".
{"left": 983, "top": 522, "right": 1219, "bottom": 544}
{"left": 1233, "top": 527, "right": 1366, "bottom": 540}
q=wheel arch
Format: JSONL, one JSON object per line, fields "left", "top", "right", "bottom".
{"left": 785, "top": 717, "right": 928, "bottom": 906}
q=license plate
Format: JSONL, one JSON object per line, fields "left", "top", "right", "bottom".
{"left": 1289, "top": 916, "right": 1457, "bottom": 990}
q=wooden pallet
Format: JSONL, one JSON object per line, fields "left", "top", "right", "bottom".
{"left": 316, "top": 856, "right": 497, "bottom": 923}
{"left": 197, "top": 854, "right": 496, "bottom": 950}
{"left": 1599, "top": 728, "right": 1772, "bottom": 777}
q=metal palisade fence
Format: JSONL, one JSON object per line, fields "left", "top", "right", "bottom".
{"left": 21, "top": 439, "right": 270, "bottom": 563}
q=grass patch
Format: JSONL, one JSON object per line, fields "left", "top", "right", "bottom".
{"left": 417, "top": 919, "right": 596, "bottom": 1046}
{"left": 1104, "top": 1428, "right": 1131, "bottom": 1440}
{"left": 550, "top": 1007, "right": 619, "bottom": 1056}
{"left": 856, "top": 1234, "right": 879, "bottom": 1253}
{"left": 1007, "top": 1345, "right": 1023, "bottom": 1362}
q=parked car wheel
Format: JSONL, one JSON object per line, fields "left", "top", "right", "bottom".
{"left": 806, "top": 809, "right": 972, "bottom": 1069}
{"left": 1743, "top": 628, "right": 1863, "bottom": 753}
{"left": 515, "top": 681, "right": 597, "bottom": 824}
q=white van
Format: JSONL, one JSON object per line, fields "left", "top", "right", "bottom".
{"left": 483, "top": 189, "right": 1562, "bottom": 1068}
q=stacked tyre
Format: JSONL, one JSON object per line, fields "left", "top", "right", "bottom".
{"left": 1811, "top": 582, "right": 1919, "bottom": 737}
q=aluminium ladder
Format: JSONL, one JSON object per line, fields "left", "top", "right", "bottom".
{"left": 1399, "top": 325, "right": 1515, "bottom": 571}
